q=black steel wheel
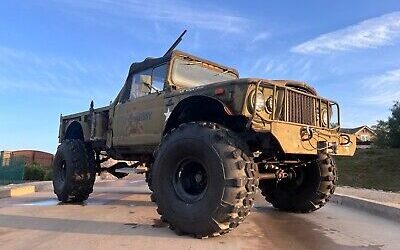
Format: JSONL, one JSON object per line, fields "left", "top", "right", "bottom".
{"left": 173, "top": 158, "right": 208, "bottom": 203}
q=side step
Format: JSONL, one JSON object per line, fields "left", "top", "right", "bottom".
{"left": 115, "top": 167, "right": 147, "bottom": 174}
{"left": 104, "top": 162, "right": 148, "bottom": 178}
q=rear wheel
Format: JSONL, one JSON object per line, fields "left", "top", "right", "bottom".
{"left": 151, "top": 122, "right": 258, "bottom": 237}
{"left": 259, "top": 154, "right": 336, "bottom": 213}
{"left": 53, "top": 139, "right": 96, "bottom": 203}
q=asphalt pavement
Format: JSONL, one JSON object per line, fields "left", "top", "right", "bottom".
{"left": 0, "top": 177, "right": 399, "bottom": 250}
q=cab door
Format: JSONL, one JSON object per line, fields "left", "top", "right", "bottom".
{"left": 112, "top": 64, "right": 168, "bottom": 149}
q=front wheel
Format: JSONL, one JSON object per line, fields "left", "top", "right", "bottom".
{"left": 259, "top": 154, "right": 336, "bottom": 213}
{"left": 150, "top": 122, "right": 258, "bottom": 238}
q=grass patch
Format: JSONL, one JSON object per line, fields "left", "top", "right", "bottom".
{"left": 24, "top": 164, "right": 53, "bottom": 181}
{"left": 335, "top": 148, "right": 400, "bottom": 192}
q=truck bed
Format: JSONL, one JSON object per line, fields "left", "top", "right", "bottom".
{"left": 59, "top": 105, "right": 111, "bottom": 143}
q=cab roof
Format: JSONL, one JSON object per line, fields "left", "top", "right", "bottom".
{"left": 127, "top": 50, "right": 239, "bottom": 77}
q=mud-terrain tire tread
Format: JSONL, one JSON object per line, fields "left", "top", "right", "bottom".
{"left": 150, "top": 122, "right": 258, "bottom": 238}
{"left": 53, "top": 139, "right": 96, "bottom": 203}
{"left": 259, "top": 153, "right": 336, "bottom": 213}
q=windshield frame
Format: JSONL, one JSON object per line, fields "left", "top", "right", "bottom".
{"left": 168, "top": 55, "right": 238, "bottom": 89}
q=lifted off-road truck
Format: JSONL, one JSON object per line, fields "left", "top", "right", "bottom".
{"left": 53, "top": 31, "right": 356, "bottom": 237}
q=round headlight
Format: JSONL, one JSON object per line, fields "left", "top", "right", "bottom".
{"left": 252, "top": 91, "right": 265, "bottom": 111}
{"left": 265, "top": 96, "right": 273, "bottom": 113}
{"left": 321, "top": 108, "right": 328, "bottom": 126}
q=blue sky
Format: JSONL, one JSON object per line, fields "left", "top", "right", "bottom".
{"left": 1, "top": 0, "right": 400, "bottom": 153}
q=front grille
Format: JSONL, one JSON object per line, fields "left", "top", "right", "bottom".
{"left": 286, "top": 90, "right": 316, "bottom": 126}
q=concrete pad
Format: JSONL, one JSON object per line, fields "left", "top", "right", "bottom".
{"left": 0, "top": 179, "right": 399, "bottom": 250}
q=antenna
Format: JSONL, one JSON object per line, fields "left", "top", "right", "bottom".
{"left": 163, "top": 30, "right": 187, "bottom": 56}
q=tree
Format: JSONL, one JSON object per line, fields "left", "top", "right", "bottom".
{"left": 373, "top": 101, "right": 400, "bottom": 148}
{"left": 372, "top": 120, "right": 390, "bottom": 147}
{"left": 387, "top": 101, "right": 400, "bottom": 148}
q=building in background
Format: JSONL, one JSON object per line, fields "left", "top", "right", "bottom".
{"left": 0, "top": 150, "right": 54, "bottom": 167}
{"left": 0, "top": 151, "right": 12, "bottom": 166}
{"left": 340, "top": 125, "right": 376, "bottom": 149}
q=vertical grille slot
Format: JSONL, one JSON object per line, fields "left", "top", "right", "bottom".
{"left": 287, "top": 90, "right": 316, "bottom": 126}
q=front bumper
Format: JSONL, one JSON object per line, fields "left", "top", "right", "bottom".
{"left": 253, "top": 121, "right": 356, "bottom": 156}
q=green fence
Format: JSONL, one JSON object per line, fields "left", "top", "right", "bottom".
{"left": 0, "top": 157, "right": 25, "bottom": 185}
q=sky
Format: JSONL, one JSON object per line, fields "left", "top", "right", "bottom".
{"left": 1, "top": 0, "right": 400, "bottom": 153}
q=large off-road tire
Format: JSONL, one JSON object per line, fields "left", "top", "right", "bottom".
{"left": 259, "top": 154, "right": 336, "bottom": 213}
{"left": 150, "top": 122, "right": 258, "bottom": 238}
{"left": 53, "top": 139, "right": 96, "bottom": 203}
{"left": 145, "top": 170, "right": 153, "bottom": 192}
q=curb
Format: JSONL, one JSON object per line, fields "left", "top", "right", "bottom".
{"left": 0, "top": 181, "right": 52, "bottom": 199}
{"left": 0, "top": 185, "right": 36, "bottom": 199}
{"left": 331, "top": 193, "right": 400, "bottom": 223}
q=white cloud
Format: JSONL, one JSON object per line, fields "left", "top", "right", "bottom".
{"left": 244, "top": 31, "right": 271, "bottom": 51}
{"left": 250, "top": 55, "right": 314, "bottom": 81}
{"left": 0, "top": 46, "right": 88, "bottom": 73}
{"left": 251, "top": 32, "right": 270, "bottom": 43}
{"left": 0, "top": 45, "right": 120, "bottom": 101}
{"left": 50, "top": 0, "right": 249, "bottom": 33}
{"left": 364, "top": 90, "right": 400, "bottom": 105}
{"left": 362, "top": 68, "right": 400, "bottom": 105}
{"left": 364, "top": 68, "right": 400, "bottom": 89}
{"left": 291, "top": 12, "right": 400, "bottom": 54}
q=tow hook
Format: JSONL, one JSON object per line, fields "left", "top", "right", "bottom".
{"left": 317, "top": 141, "right": 337, "bottom": 154}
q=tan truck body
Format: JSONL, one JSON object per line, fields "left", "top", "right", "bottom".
{"left": 58, "top": 50, "right": 356, "bottom": 160}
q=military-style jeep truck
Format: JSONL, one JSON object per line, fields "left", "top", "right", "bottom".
{"left": 53, "top": 32, "right": 356, "bottom": 238}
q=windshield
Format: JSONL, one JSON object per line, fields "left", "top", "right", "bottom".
{"left": 171, "top": 57, "right": 237, "bottom": 88}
